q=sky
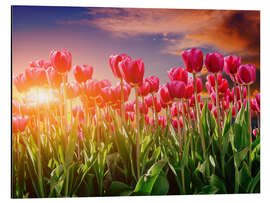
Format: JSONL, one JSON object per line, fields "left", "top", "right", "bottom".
{"left": 12, "top": 6, "right": 260, "bottom": 93}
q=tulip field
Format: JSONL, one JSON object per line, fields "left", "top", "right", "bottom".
{"left": 12, "top": 48, "right": 260, "bottom": 198}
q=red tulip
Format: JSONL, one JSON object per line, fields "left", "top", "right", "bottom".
{"left": 119, "top": 57, "right": 144, "bottom": 87}
{"left": 145, "top": 76, "right": 160, "bottom": 93}
{"left": 171, "top": 102, "right": 182, "bottom": 117}
{"left": 218, "top": 79, "right": 228, "bottom": 94}
{"left": 50, "top": 49, "right": 72, "bottom": 73}
{"left": 237, "top": 64, "right": 256, "bottom": 85}
{"left": 255, "top": 93, "right": 260, "bottom": 106}
{"left": 167, "top": 67, "right": 188, "bottom": 84}
{"left": 109, "top": 54, "right": 130, "bottom": 79}
{"left": 253, "top": 128, "right": 259, "bottom": 137}
{"left": 46, "top": 67, "right": 63, "bottom": 89}
{"left": 99, "top": 79, "right": 112, "bottom": 89}
{"left": 138, "top": 80, "right": 150, "bottom": 97}
{"left": 25, "top": 67, "right": 47, "bottom": 87}
{"left": 12, "top": 115, "right": 29, "bottom": 133}
{"left": 73, "top": 65, "right": 94, "bottom": 83}
{"left": 144, "top": 95, "right": 153, "bottom": 107}
{"left": 125, "top": 101, "right": 135, "bottom": 112}
{"left": 205, "top": 52, "right": 224, "bottom": 73}
{"left": 208, "top": 103, "right": 213, "bottom": 111}
{"left": 181, "top": 48, "right": 204, "bottom": 73}
{"left": 159, "top": 85, "right": 173, "bottom": 104}
{"left": 224, "top": 55, "right": 241, "bottom": 76}
{"left": 189, "top": 77, "right": 203, "bottom": 93}
{"left": 100, "top": 86, "right": 113, "bottom": 104}
{"left": 30, "top": 59, "right": 51, "bottom": 69}
{"left": 166, "top": 81, "right": 186, "bottom": 99}
{"left": 158, "top": 116, "right": 167, "bottom": 129}
{"left": 184, "top": 83, "right": 194, "bottom": 99}
{"left": 83, "top": 79, "right": 101, "bottom": 99}
{"left": 63, "top": 82, "right": 80, "bottom": 99}
{"left": 207, "top": 73, "right": 222, "bottom": 87}
{"left": 154, "top": 96, "right": 162, "bottom": 113}
{"left": 125, "top": 112, "right": 135, "bottom": 122}
{"left": 13, "top": 73, "right": 30, "bottom": 93}
{"left": 189, "top": 94, "right": 201, "bottom": 107}
{"left": 139, "top": 102, "right": 148, "bottom": 114}
{"left": 172, "top": 118, "right": 183, "bottom": 130}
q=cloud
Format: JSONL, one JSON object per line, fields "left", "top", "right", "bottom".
{"left": 59, "top": 8, "right": 260, "bottom": 68}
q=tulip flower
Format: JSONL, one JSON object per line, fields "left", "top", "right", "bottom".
{"left": 184, "top": 83, "right": 194, "bottom": 100}
{"left": 166, "top": 81, "right": 186, "bottom": 99}
{"left": 109, "top": 54, "right": 129, "bottom": 79}
{"left": 172, "top": 118, "right": 183, "bottom": 130}
{"left": 63, "top": 82, "right": 80, "bottom": 99}
{"left": 46, "top": 67, "right": 64, "bottom": 89}
{"left": 138, "top": 80, "right": 151, "bottom": 97}
{"left": 237, "top": 64, "right": 256, "bottom": 85}
{"left": 145, "top": 76, "right": 159, "bottom": 93}
{"left": 159, "top": 85, "right": 173, "bottom": 104}
{"left": 144, "top": 95, "right": 153, "bottom": 107}
{"left": 224, "top": 55, "right": 241, "bottom": 76}
{"left": 50, "top": 49, "right": 72, "bottom": 73}
{"left": 30, "top": 59, "right": 51, "bottom": 69}
{"left": 139, "top": 102, "right": 148, "bottom": 114}
{"left": 167, "top": 67, "right": 188, "bottom": 85}
{"left": 12, "top": 115, "right": 29, "bottom": 133}
{"left": 255, "top": 93, "right": 260, "bottom": 106}
{"left": 25, "top": 67, "right": 48, "bottom": 87}
{"left": 205, "top": 52, "right": 224, "bottom": 73}
{"left": 181, "top": 48, "right": 204, "bottom": 73}
{"left": 13, "top": 73, "right": 30, "bottom": 93}
{"left": 73, "top": 65, "right": 94, "bottom": 83}
{"left": 119, "top": 57, "right": 145, "bottom": 87}
{"left": 154, "top": 96, "right": 162, "bottom": 113}
{"left": 72, "top": 106, "right": 84, "bottom": 122}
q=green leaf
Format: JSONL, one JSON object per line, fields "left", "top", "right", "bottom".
{"left": 151, "top": 172, "right": 169, "bottom": 195}
{"left": 209, "top": 175, "right": 227, "bottom": 194}
{"left": 133, "top": 159, "right": 167, "bottom": 195}
{"left": 234, "top": 146, "right": 249, "bottom": 169}
{"left": 107, "top": 181, "right": 133, "bottom": 196}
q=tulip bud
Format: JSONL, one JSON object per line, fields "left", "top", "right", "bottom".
{"left": 73, "top": 65, "right": 94, "bottom": 83}
{"left": 205, "top": 52, "right": 224, "bottom": 73}
{"left": 181, "top": 48, "right": 204, "bottom": 73}
{"left": 237, "top": 64, "right": 256, "bottom": 85}
{"left": 50, "top": 49, "right": 72, "bottom": 73}
{"left": 224, "top": 55, "right": 241, "bottom": 76}
{"left": 167, "top": 67, "right": 188, "bottom": 84}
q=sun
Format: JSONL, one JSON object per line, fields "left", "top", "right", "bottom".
{"left": 25, "top": 87, "right": 59, "bottom": 105}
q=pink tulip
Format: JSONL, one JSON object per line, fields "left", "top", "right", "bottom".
{"left": 119, "top": 57, "right": 145, "bottom": 87}
{"left": 237, "top": 64, "right": 256, "bottom": 85}
{"left": 172, "top": 118, "right": 183, "bottom": 130}
{"left": 83, "top": 79, "right": 101, "bottom": 99}
{"left": 145, "top": 76, "right": 160, "bottom": 93}
{"left": 13, "top": 73, "right": 30, "bottom": 93}
{"left": 46, "top": 67, "right": 63, "bottom": 89}
{"left": 224, "top": 55, "right": 241, "bottom": 76}
{"left": 50, "top": 49, "right": 72, "bottom": 73}
{"left": 181, "top": 48, "right": 204, "bottom": 73}
{"left": 154, "top": 96, "right": 162, "bottom": 113}
{"left": 159, "top": 85, "right": 173, "bottom": 104}
{"left": 30, "top": 59, "right": 51, "bottom": 69}
{"left": 72, "top": 106, "right": 84, "bottom": 121}
{"left": 255, "top": 93, "right": 260, "bottom": 106}
{"left": 138, "top": 80, "right": 151, "bottom": 97}
{"left": 125, "top": 101, "right": 135, "bottom": 112}
{"left": 205, "top": 52, "right": 224, "bottom": 73}
{"left": 144, "top": 95, "right": 153, "bottom": 107}
{"left": 167, "top": 67, "right": 188, "bottom": 84}
{"left": 73, "top": 65, "right": 94, "bottom": 83}
{"left": 63, "top": 82, "right": 80, "bottom": 99}
{"left": 139, "top": 102, "right": 148, "bottom": 114}
{"left": 166, "top": 81, "right": 186, "bottom": 99}
{"left": 25, "top": 67, "right": 48, "bottom": 87}
{"left": 12, "top": 115, "right": 29, "bottom": 133}
{"left": 109, "top": 54, "right": 130, "bottom": 79}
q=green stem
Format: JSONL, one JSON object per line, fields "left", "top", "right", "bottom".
{"left": 120, "top": 78, "right": 126, "bottom": 126}
{"left": 176, "top": 101, "right": 182, "bottom": 157}
{"left": 214, "top": 73, "right": 225, "bottom": 178}
{"left": 134, "top": 85, "right": 141, "bottom": 179}
{"left": 181, "top": 99, "right": 187, "bottom": 146}
{"left": 248, "top": 85, "right": 252, "bottom": 173}
{"left": 193, "top": 73, "right": 208, "bottom": 175}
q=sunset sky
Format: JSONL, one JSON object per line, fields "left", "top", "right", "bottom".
{"left": 12, "top": 6, "right": 260, "bottom": 92}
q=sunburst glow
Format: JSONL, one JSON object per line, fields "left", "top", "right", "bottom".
{"left": 25, "top": 88, "right": 59, "bottom": 105}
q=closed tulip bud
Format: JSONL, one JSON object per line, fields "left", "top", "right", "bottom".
{"left": 237, "top": 64, "right": 256, "bottom": 85}
{"left": 62, "top": 82, "right": 80, "bottom": 99}
{"left": 84, "top": 79, "right": 101, "bottom": 99}
{"left": 205, "top": 52, "right": 224, "bottom": 73}
{"left": 138, "top": 81, "right": 151, "bottom": 97}
{"left": 171, "top": 103, "right": 182, "bottom": 117}
{"left": 144, "top": 95, "right": 153, "bottom": 107}
{"left": 172, "top": 118, "right": 183, "bottom": 130}
{"left": 189, "top": 94, "right": 201, "bottom": 107}
{"left": 184, "top": 83, "right": 194, "bottom": 99}
{"left": 139, "top": 101, "right": 148, "bottom": 114}
{"left": 46, "top": 67, "right": 63, "bottom": 89}
{"left": 145, "top": 76, "right": 160, "bottom": 93}
{"left": 208, "top": 103, "right": 213, "bottom": 111}
{"left": 159, "top": 85, "right": 173, "bottom": 104}
{"left": 253, "top": 128, "right": 259, "bottom": 137}
{"left": 207, "top": 73, "right": 222, "bottom": 87}
{"left": 125, "top": 101, "right": 135, "bottom": 112}
{"left": 50, "top": 49, "right": 72, "bottom": 73}
{"left": 154, "top": 96, "right": 162, "bottom": 113}
{"left": 190, "top": 77, "right": 203, "bottom": 93}
{"left": 251, "top": 99, "right": 259, "bottom": 113}
{"left": 160, "top": 99, "right": 167, "bottom": 109}
{"left": 12, "top": 115, "right": 29, "bottom": 133}
{"left": 119, "top": 57, "right": 145, "bottom": 87}
{"left": 13, "top": 73, "right": 30, "bottom": 93}
{"left": 181, "top": 48, "right": 204, "bottom": 73}
{"left": 145, "top": 115, "right": 150, "bottom": 125}
{"left": 224, "top": 55, "right": 241, "bottom": 76}
{"left": 166, "top": 81, "right": 186, "bottom": 99}
{"left": 73, "top": 65, "right": 94, "bottom": 83}
{"left": 158, "top": 116, "right": 167, "bottom": 129}
{"left": 109, "top": 54, "right": 130, "bottom": 79}
{"left": 167, "top": 67, "right": 188, "bottom": 85}
{"left": 219, "top": 79, "right": 229, "bottom": 94}
{"left": 25, "top": 67, "right": 48, "bottom": 87}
